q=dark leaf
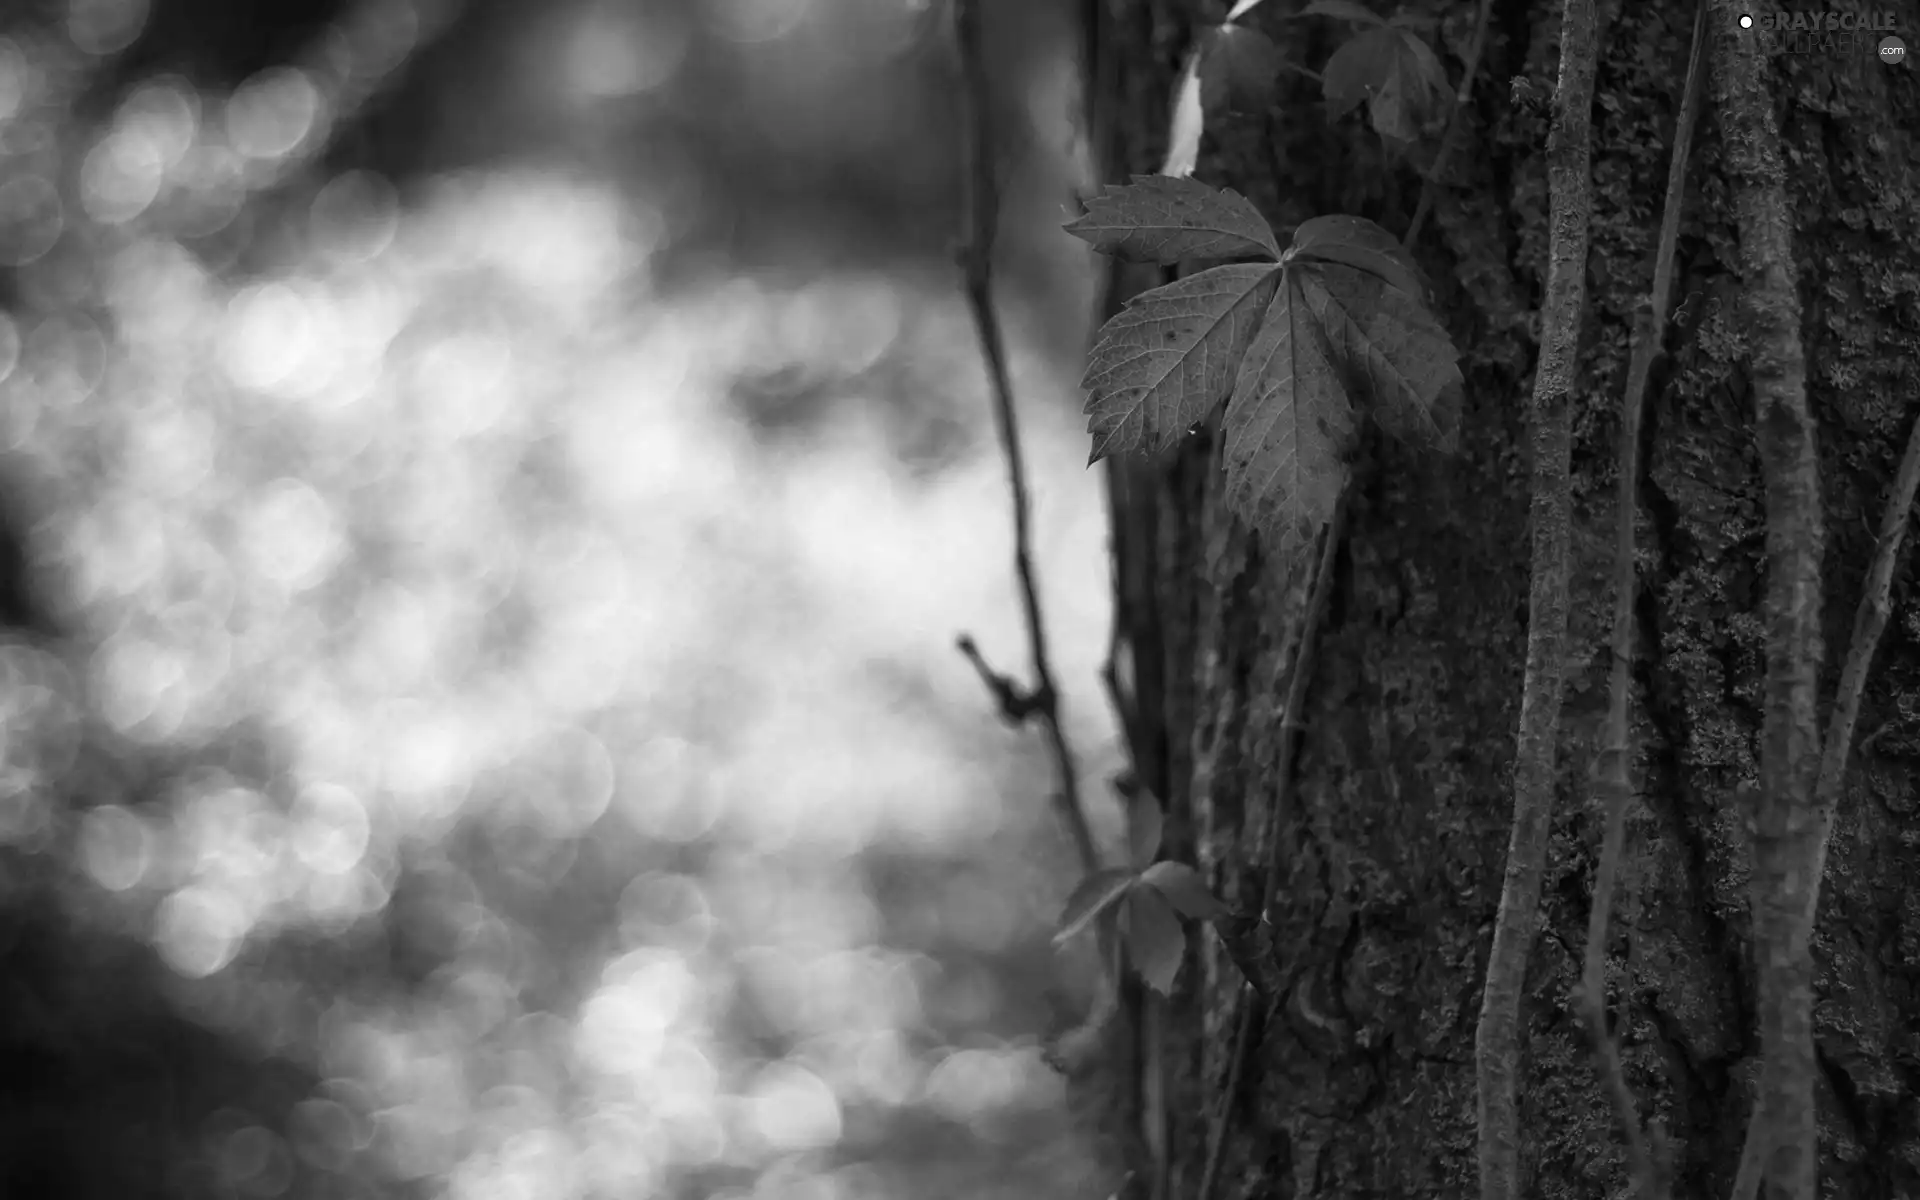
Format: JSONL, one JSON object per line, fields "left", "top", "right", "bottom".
{"left": 1321, "top": 26, "right": 1398, "bottom": 119}
{"left": 1398, "top": 26, "right": 1451, "bottom": 99}
{"left": 1368, "top": 54, "right": 1418, "bottom": 144}
{"left": 1321, "top": 26, "right": 1450, "bottom": 142}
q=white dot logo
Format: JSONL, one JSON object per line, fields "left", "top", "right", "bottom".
{"left": 1738, "top": 13, "right": 1754, "bottom": 27}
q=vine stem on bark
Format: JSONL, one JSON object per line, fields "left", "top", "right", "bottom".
{"left": 1727, "top": 403, "right": 1920, "bottom": 1200}
{"left": 1710, "top": 3, "right": 1825, "bottom": 1198}
{"left": 1803, "top": 409, "right": 1920, "bottom": 900}
{"left": 1472, "top": 0, "right": 1597, "bottom": 1192}
{"left": 1724, "top": 246, "right": 1920, "bottom": 1200}
{"left": 1192, "top": 492, "right": 1346, "bottom": 1200}
{"left": 1726, "top": 282, "right": 1920, "bottom": 1200}
{"left": 1578, "top": 4, "right": 1707, "bottom": 1196}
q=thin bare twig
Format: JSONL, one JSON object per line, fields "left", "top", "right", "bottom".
{"left": 1475, "top": 0, "right": 1597, "bottom": 1192}
{"left": 1578, "top": 5, "right": 1706, "bottom": 1197}
{"left": 952, "top": 0, "right": 1098, "bottom": 876}
{"left": 1195, "top": 492, "right": 1346, "bottom": 1200}
{"left": 1403, "top": 0, "right": 1496, "bottom": 248}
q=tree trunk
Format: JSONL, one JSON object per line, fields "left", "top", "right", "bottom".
{"left": 1091, "top": 0, "right": 1920, "bottom": 1195}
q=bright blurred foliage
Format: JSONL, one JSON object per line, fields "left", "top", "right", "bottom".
{"left": 0, "top": 0, "right": 1132, "bottom": 1197}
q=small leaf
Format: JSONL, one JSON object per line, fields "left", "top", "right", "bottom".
{"left": 1128, "top": 787, "right": 1164, "bottom": 868}
{"left": 1162, "top": 46, "right": 1205, "bottom": 177}
{"left": 1125, "top": 888, "right": 1187, "bottom": 995}
{"left": 1082, "top": 262, "right": 1284, "bottom": 462}
{"left": 1321, "top": 26, "right": 1450, "bottom": 142}
{"left": 1221, "top": 271, "right": 1358, "bottom": 564}
{"left": 1140, "top": 861, "right": 1232, "bottom": 920}
{"left": 1287, "top": 213, "right": 1429, "bottom": 301}
{"left": 1321, "top": 26, "right": 1396, "bottom": 119}
{"left": 1397, "top": 26, "right": 1451, "bottom": 98}
{"left": 1296, "top": 260, "right": 1463, "bottom": 447}
{"left": 1303, "top": 0, "right": 1387, "bottom": 23}
{"left": 1054, "top": 868, "right": 1140, "bottom": 945}
{"left": 1200, "top": 23, "right": 1282, "bottom": 115}
{"left": 1065, "top": 176, "right": 1281, "bottom": 264}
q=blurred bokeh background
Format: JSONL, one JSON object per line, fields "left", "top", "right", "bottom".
{"left": 0, "top": 0, "right": 1137, "bottom": 1196}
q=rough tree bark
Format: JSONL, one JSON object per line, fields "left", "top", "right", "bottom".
{"left": 1088, "top": 0, "right": 1920, "bottom": 1195}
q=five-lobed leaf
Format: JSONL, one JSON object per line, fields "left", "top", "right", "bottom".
{"left": 1222, "top": 270, "right": 1358, "bottom": 565}
{"left": 1125, "top": 887, "right": 1187, "bottom": 995}
{"left": 1082, "top": 262, "right": 1283, "bottom": 462}
{"left": 1066, "top": 175, "right": 1281, "bottom": 264}
{"left": 1140, "top": 861, "right": 1232, "bottom": 920}
{"left": 1073, "top": 179, "right": 1462, "bottom": 558}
